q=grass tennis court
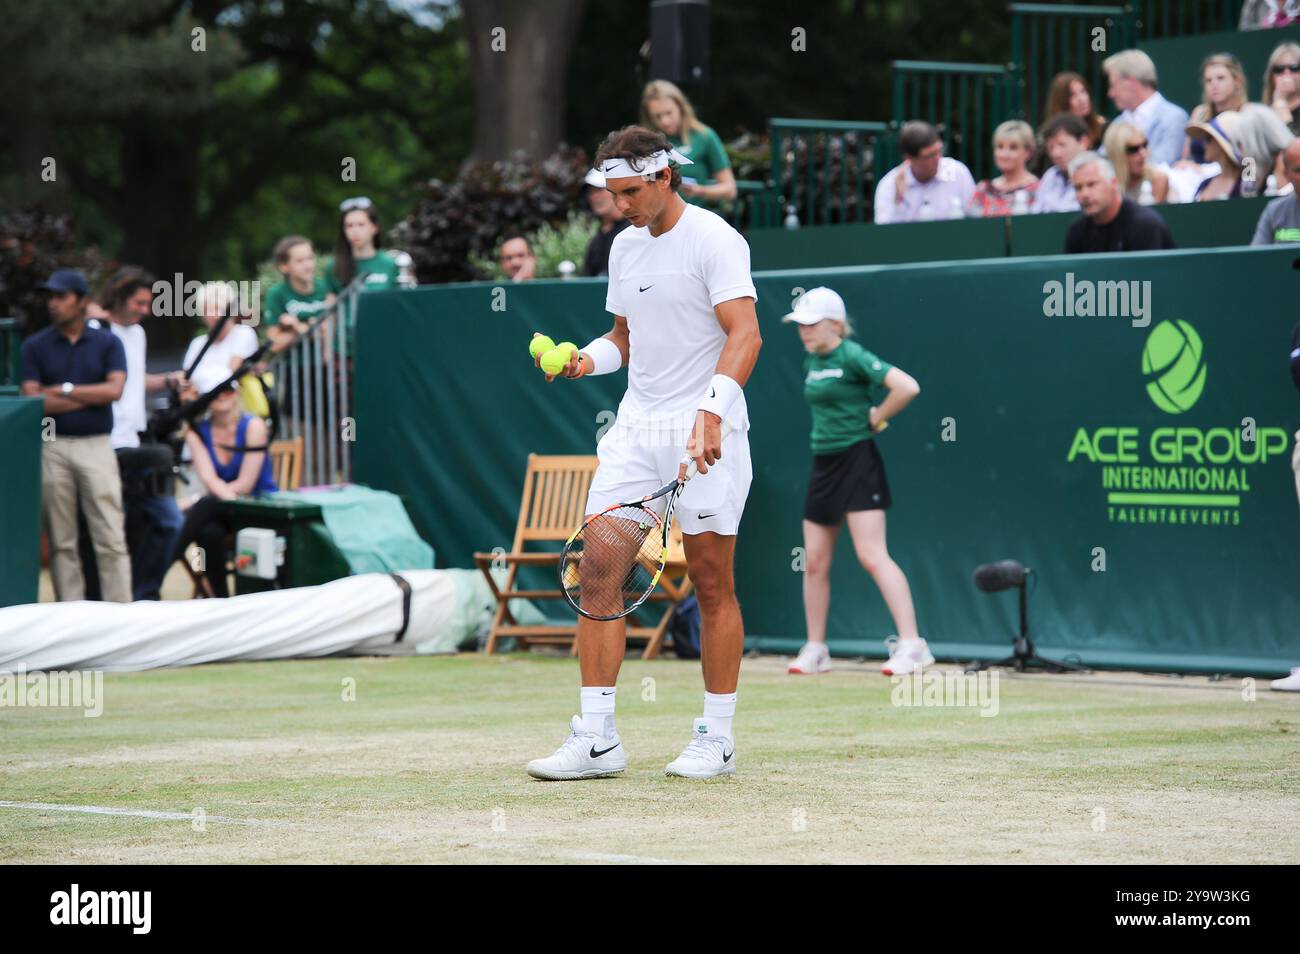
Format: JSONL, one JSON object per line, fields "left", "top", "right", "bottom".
{"left": 2, "top": 654, "right": 1296, "bottom": 865}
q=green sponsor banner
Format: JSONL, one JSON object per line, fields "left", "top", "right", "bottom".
{"left": 354, "top": 245, "right": 1300, "bottom": 674}
{"left": 0, "top": 397, "right": 45, "bottom": 608}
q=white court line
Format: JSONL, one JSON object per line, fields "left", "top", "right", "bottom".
{"left": 0, "top": 800, "right": 270, "bottom": 827}
{"left": 2, "top": 802, "right": 686, "bottom": 862}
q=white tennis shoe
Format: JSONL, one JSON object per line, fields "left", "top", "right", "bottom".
{"left": 788, "top": 641, "right": 832, "bottom": 674}
{"left": 527, "top": 715, "right": 627, "bottom": 780}
{"left": 665, "top": 719, "right": 736, "bottom": 779}
{"left": 881, "top": 636, "right": 935, "bottom": 676}
{"left": 1271, "top": 667, "right": 1300, "bottom": 692}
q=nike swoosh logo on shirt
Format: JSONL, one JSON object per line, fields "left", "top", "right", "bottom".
{"left": 600, "top": 690, "right": 614, "bottom": 695}
{"left": 590, "top": 744, "right": 619, "bottom": 758}
{"left": 698, "top": 513, "right": 717, "bottom": 520}
{"left": 639, "top": 285, "right": 654, "bottom": 292}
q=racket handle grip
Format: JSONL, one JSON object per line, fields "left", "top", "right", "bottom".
{"left": 680, "top": 420, "right": 735, "bottom": 481}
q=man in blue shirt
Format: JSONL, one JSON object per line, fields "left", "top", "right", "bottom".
{"left": 20, "top": 269, "right": 133, "bottom": 602}
{"left": 1104, "top": 49, "right": 1190, "bottom": 167}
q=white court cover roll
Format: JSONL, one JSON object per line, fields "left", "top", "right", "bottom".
{"left": 0, "top": 571, "right": 459, "bottom": 672}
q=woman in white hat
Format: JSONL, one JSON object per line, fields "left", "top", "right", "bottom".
{"left": 1187, "top": 111, "right": 1247, "bottom": 201}
{"left": 783, "top": 287, "right": 930, "bottom": 676}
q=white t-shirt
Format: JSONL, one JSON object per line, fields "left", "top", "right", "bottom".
{"left": 605, "top": 203, "right": 756, "bottom": 429}
{"left": 109, "top": 321, "right": 147, "bottom": 449}
{"left": 182, "top": 324, "right": 259, "bottom": 384}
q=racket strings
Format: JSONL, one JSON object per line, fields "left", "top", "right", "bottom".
{"left": 561, "top": 505, "right": 665, "bottom": 618}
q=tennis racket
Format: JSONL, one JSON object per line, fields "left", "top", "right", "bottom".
{"left": 559, "top": 422, "right": 732, "bottom": 621}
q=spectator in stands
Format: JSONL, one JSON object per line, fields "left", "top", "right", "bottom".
{"left": 1105, "top": 121, "right": 1172, "bottom": 203}
{"left": 1264, "top": 42, "right": 1300, "bottom": 139}
{"left": 1065, "top": 152, "right": 1177, "bottom": 253}
{"left": 498, "top": 234, "right": 536, "bottom": 282}
{"left": 1187, "top": 111, "right": 1248, "bottom": 200}
{"left": 580, "top": 169, "right": 628, "bottom": 277}
{"left": 265, "top": 235, "right": 334, "bottom": 353}
{"left": 873, "top": 121, "right": 976, "bottom": 224}
{"left": 641, "top": 79, "right": 737, "bottom": 205}
{"left": 182, "top": 281, "right": 260, "bottom": 387}
{"left": 326, "top": 197, "right": 400, "bottom": 294}
{"left": 1240, "top": 0, "right": 1300, "bottom": 30}
{"left": 968, "top": 120, "right": 1039, "bottom": 216}
{"left": 20, "top": 269, "right": 132, "bottom": 602}
{"left": 1181, "top": 53, "right": 1294, "bottom": 195}
{"left": 1033, "top": 114, "right": 1092, "bottom": 214}
{"left": 1044, "top": 71, "right": 1107, "bottom": 149}
{"left": 101, "top": 268, "right": 185, "bottom": 601}
{"left": 1104, "top": 49, "right": 1189, "bottom": 166}
{"left": 171, "top": 364, "right": 278, "bottom": 598}
{"left": 1252, "top": 139, "right": 1300, "bottom": 242}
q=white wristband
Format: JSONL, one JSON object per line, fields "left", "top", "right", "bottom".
{"left": 698, "top": 373, "right": 742, "bottom": 419}
{"left": 581, "top": 337, "right": 623, "bottom": 376}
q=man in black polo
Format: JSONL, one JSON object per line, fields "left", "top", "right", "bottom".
{"left": 580, "top": 168, "right": 629, "bottom": 277}
{"left": 20, "top": 269, "right": 132, "bottom": 602}
{"left": 1064, "top": 151, "right": 1176, "bottom": 254}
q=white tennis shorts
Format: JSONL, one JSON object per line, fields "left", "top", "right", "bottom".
{"left": 585, "top": 417, "right": 752, "bottom": 536}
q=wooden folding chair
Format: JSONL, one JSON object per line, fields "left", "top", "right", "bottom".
{"left": 473, "top": 454, "right": 692, "bottom": 658}
{"left": 269, "top": 436, "right": 304, "bottom": 491}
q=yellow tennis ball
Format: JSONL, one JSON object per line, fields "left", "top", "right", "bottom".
{"left": 529, "top": 334, "right": 555, "bottom": 359}
{"left": 556, "top": 341, "right": 579, "bottom": 361}
{"left": 540, "top": 347, "right": 568, "bottom": 375}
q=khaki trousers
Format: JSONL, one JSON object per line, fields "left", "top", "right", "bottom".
{"left": 42, "top": 433, "right": 132, "bottom": 602}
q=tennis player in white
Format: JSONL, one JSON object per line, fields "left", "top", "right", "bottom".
{"left": 527, "top": 125, "right": 762, "bottom": 781}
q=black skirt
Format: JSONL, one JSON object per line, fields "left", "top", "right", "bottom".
{"left": 804, "top": 438, "right": 892, "bottom": 525}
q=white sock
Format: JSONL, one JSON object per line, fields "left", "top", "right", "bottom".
{"left": 580, "top": 686, "right": 616, "bottom": 736}
{"left": 702, "top": 691, "right": 737, "bottom": 740}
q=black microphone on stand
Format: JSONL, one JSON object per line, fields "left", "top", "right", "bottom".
{"left": 973, "top": 559, "right": 1029, "bottom": 593}
{"left": 967, "top": 559, "right": 1085, "bottom": 674}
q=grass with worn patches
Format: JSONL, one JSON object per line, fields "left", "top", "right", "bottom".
{"left": 1, "top": 654, "right": 1297, "bottom": 864}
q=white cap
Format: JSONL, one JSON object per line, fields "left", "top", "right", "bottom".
{"left": 190, "top": 363, "right": 239, "bottom": 398}
{"left": 782, "top": 286, "right": 847, "bottom": 325}
{"left": 583, "top": 167, "right": 607, "bottom": 189}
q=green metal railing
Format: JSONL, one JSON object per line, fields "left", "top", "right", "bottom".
{"left": 730, "top": 180, "right": 783, "bottom": 230}
{"left": 768, "top": 118, "right": 896, "bottom": 227}
{"left": 1135, "top": 0, "right": 1239, "bottom": 38}
{"left": 0, "top": 318, "right": 21, "bottom": 395}
{"left": 1010, "top": 4, "right": 1135, "bottom": 128}
{"left": 891, "top": 61, "right": 1020, "bottom": 183}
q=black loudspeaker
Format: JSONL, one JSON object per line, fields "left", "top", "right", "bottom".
{"left": 650, "top": 0, "right": 710, "bottom": 85}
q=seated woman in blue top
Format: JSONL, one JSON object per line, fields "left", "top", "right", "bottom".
{"left": 170, "top": 365, "right": 278, "bottom": 597}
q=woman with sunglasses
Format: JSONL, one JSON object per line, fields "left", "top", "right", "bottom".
{"left": 327, "top": 196, "right": 401, "bottom": 294}
{"left": 1104, "top": 121, "right": 1171, "bottom": 203}
{"left": 170, "top": 365, "right": 279, "bottom": 598}
{"left": 1264, "top": 42, "right": 1300, "bottom": 138}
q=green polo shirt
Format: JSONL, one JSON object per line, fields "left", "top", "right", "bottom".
{"left": 670, "top": 125, "right": 731, "bottom": 206}
{"left": 264, "top": 277, "right": 331, "bottom": 327}
{"left": 325, "top": 252, "right": 401, "bottom": 295}
{"left": 803, "top": 338, "right": 894, "bottom": 455}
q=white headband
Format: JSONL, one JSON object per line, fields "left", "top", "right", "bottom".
{"left": 599, "top": 147, "right": 691, "bottom": 180}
